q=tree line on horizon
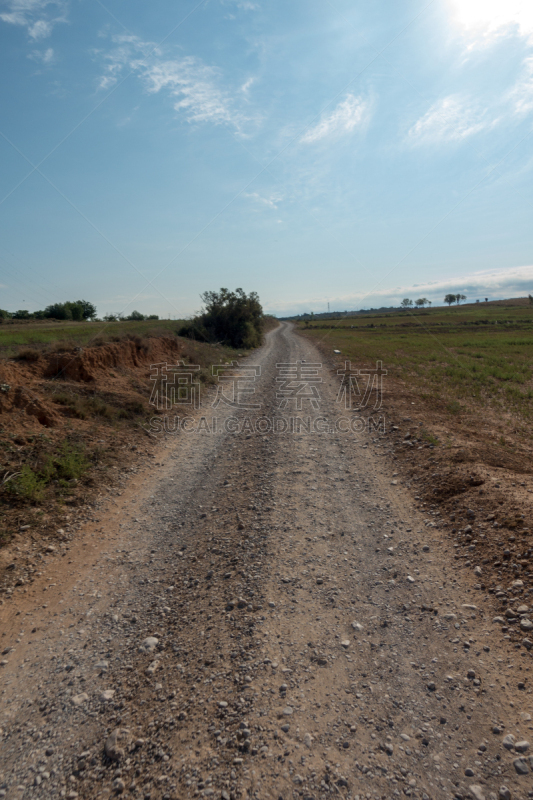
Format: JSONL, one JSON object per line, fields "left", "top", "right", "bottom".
{"left": 0, "top": 301, "right": 159, "bottom": 322}
{"left": 400, "top": 293, "right": 467, "bottom": 309}
{"left": 400, "top": 297, "right": 432, "bottom": 309}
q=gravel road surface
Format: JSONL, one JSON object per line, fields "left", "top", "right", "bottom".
{"left": 1, "top": 323, "right": 531, "bottom": 800}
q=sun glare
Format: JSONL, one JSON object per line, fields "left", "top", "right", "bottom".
{"left": 451, "top": 0, "right": 533, "bottom": 38}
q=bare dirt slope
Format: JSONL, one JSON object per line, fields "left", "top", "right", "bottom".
{"left": 0, "top": 323, "right": 531, "bottom": 800}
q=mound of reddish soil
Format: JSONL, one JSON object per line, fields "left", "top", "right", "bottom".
{"left": 0, "top": 335, "right": 188, "bottom": 572}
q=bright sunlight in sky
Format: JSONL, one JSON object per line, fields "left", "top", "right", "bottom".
{"left": 451, "top": 0, "right": 533, "bottom": 39}
{"left": 0, "top": 0, "right": 532, "bottom": 317}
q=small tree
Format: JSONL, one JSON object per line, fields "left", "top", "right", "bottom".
{"left": 400, "top": 298, "right": 413, "bottom": 309}
{"left": 444, "top": 294, "right": 456, "bottom": 306}
{"left": 414, "top": 298, "right": 424, "bottom": 308}
{"left": 456, "top": 294, "right": 466, "bottom": 304}
{"left": 528, "top": 294, "right": 533, "bottom": 306}
{"left": 125, "top": 310, "right": 145, "bottom": 321}
{"left": 179, "top": 288, "right": 264, "bottom": 348}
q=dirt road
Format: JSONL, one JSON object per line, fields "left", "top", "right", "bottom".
{"left": 1, "top": 323, "right": 531, "bottom": 800}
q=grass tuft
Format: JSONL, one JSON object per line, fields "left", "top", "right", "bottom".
{"left": 5, "top": 440, "right": 90, "bottom": 503}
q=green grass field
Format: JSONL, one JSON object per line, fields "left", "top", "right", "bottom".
{"left": 298, "top": 302, "right": 533, "bottom": 420}
{"left": 0, "top": 318, "right": 185, "bottom": 357}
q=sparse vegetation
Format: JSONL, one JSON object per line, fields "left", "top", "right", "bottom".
{"left": 446, "top": 399, "right": 462, "bottom": 415}
{"left": 298, "top": 302, "right": 533, "bottom": 421}
{"left": 7, "top": 464, "right": 48, "bottom": 502}
{"left": 51, "top": 389, "right": 145, "bottom": 422}
{"left": 420, "top": 429, "right": 439, "bottom": 446}
{"left": 54, "top": 441, "right": 90, "bottom": 481}
{"left": 5, "top": 440, "right": 90, "bottom": 503}
{"left": 0, "top": 318, "right": 183, "bottom": 358}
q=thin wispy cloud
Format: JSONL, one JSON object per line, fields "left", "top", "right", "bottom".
{"left": 142, "top": 59, "right": 239, "bottom": 126}
{"left": 240, "top": 77, "right": 255, "bottom": 95}
{"left": 221, "top": 0, "right": 259, "bottom": 10}
{"left": 510, "top": 55, "right": 533, "bottom": 115}
{"left": 28, "top": 46, "right": 54, "bottom": 63}
{"left": 301, "top": 94, "right": 369, "bottom": 144}
{"left": 408, "top": 95, "right": 492, "bottom": 144}
{"left": 245, "top": 191, "right": 282, "bottom": 209}
{"left": 0, "top": 0, "right": 67, "bottom": 39}
{"left": 98, "top": 34, "right": 249, "bottom": 132}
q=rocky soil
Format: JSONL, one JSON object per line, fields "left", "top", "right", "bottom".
{"left": 1, "top": 323, "right": 532, "bottom": 800}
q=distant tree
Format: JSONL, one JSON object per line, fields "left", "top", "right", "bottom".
{"left": 43, "top": 303, "right": 70, "bottom": 320}
{"left": 529, "top": 294, "right": 533, "bottom": 306}
{"left": 400, "top": 298, "right": 413, "bottom": 309}
{"left": 444, "top": 294, "right": 456, "bottom": 306}
{"left": 12, "top": 310, "right": 31, "bottom": 319}
{"left": 68, "top": 302, "right": 84, "bottom": 321}
{"left": 103, "top": 313, "right": 118, "bottom": 322}
{"left": 146, "top": 314, "right": 159, "bottom": 320}
{"left": 456, "top": 294, "right": 466, "bottom": 304}
{"left": 414, "top": 298, "right": 424, "bottom": 308}
{"left": 0, "top": 309, "right": 11, "bottom": 320}
{"left": 75, "top": 300, "right": 97, "bottom": 320}
{"left": 125, "top": 310, "right": 145, "bottom": 321}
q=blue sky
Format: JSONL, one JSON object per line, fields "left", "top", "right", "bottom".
{"left": 1, "top": 0, "right": 533, "bottom": 317}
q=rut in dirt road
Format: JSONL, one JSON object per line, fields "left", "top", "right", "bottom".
{"left": 1, "top": 322, "right": 532, "bottom": 800}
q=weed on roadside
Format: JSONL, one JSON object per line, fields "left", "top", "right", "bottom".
{"left": 420, "top": 429, "right": 439, "bottom": 446}
{"left": 447, "top": 399, "right": 462, "bottom": 415}
{"left": 3, "top": 440, "right": 91, "bottom": 504}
